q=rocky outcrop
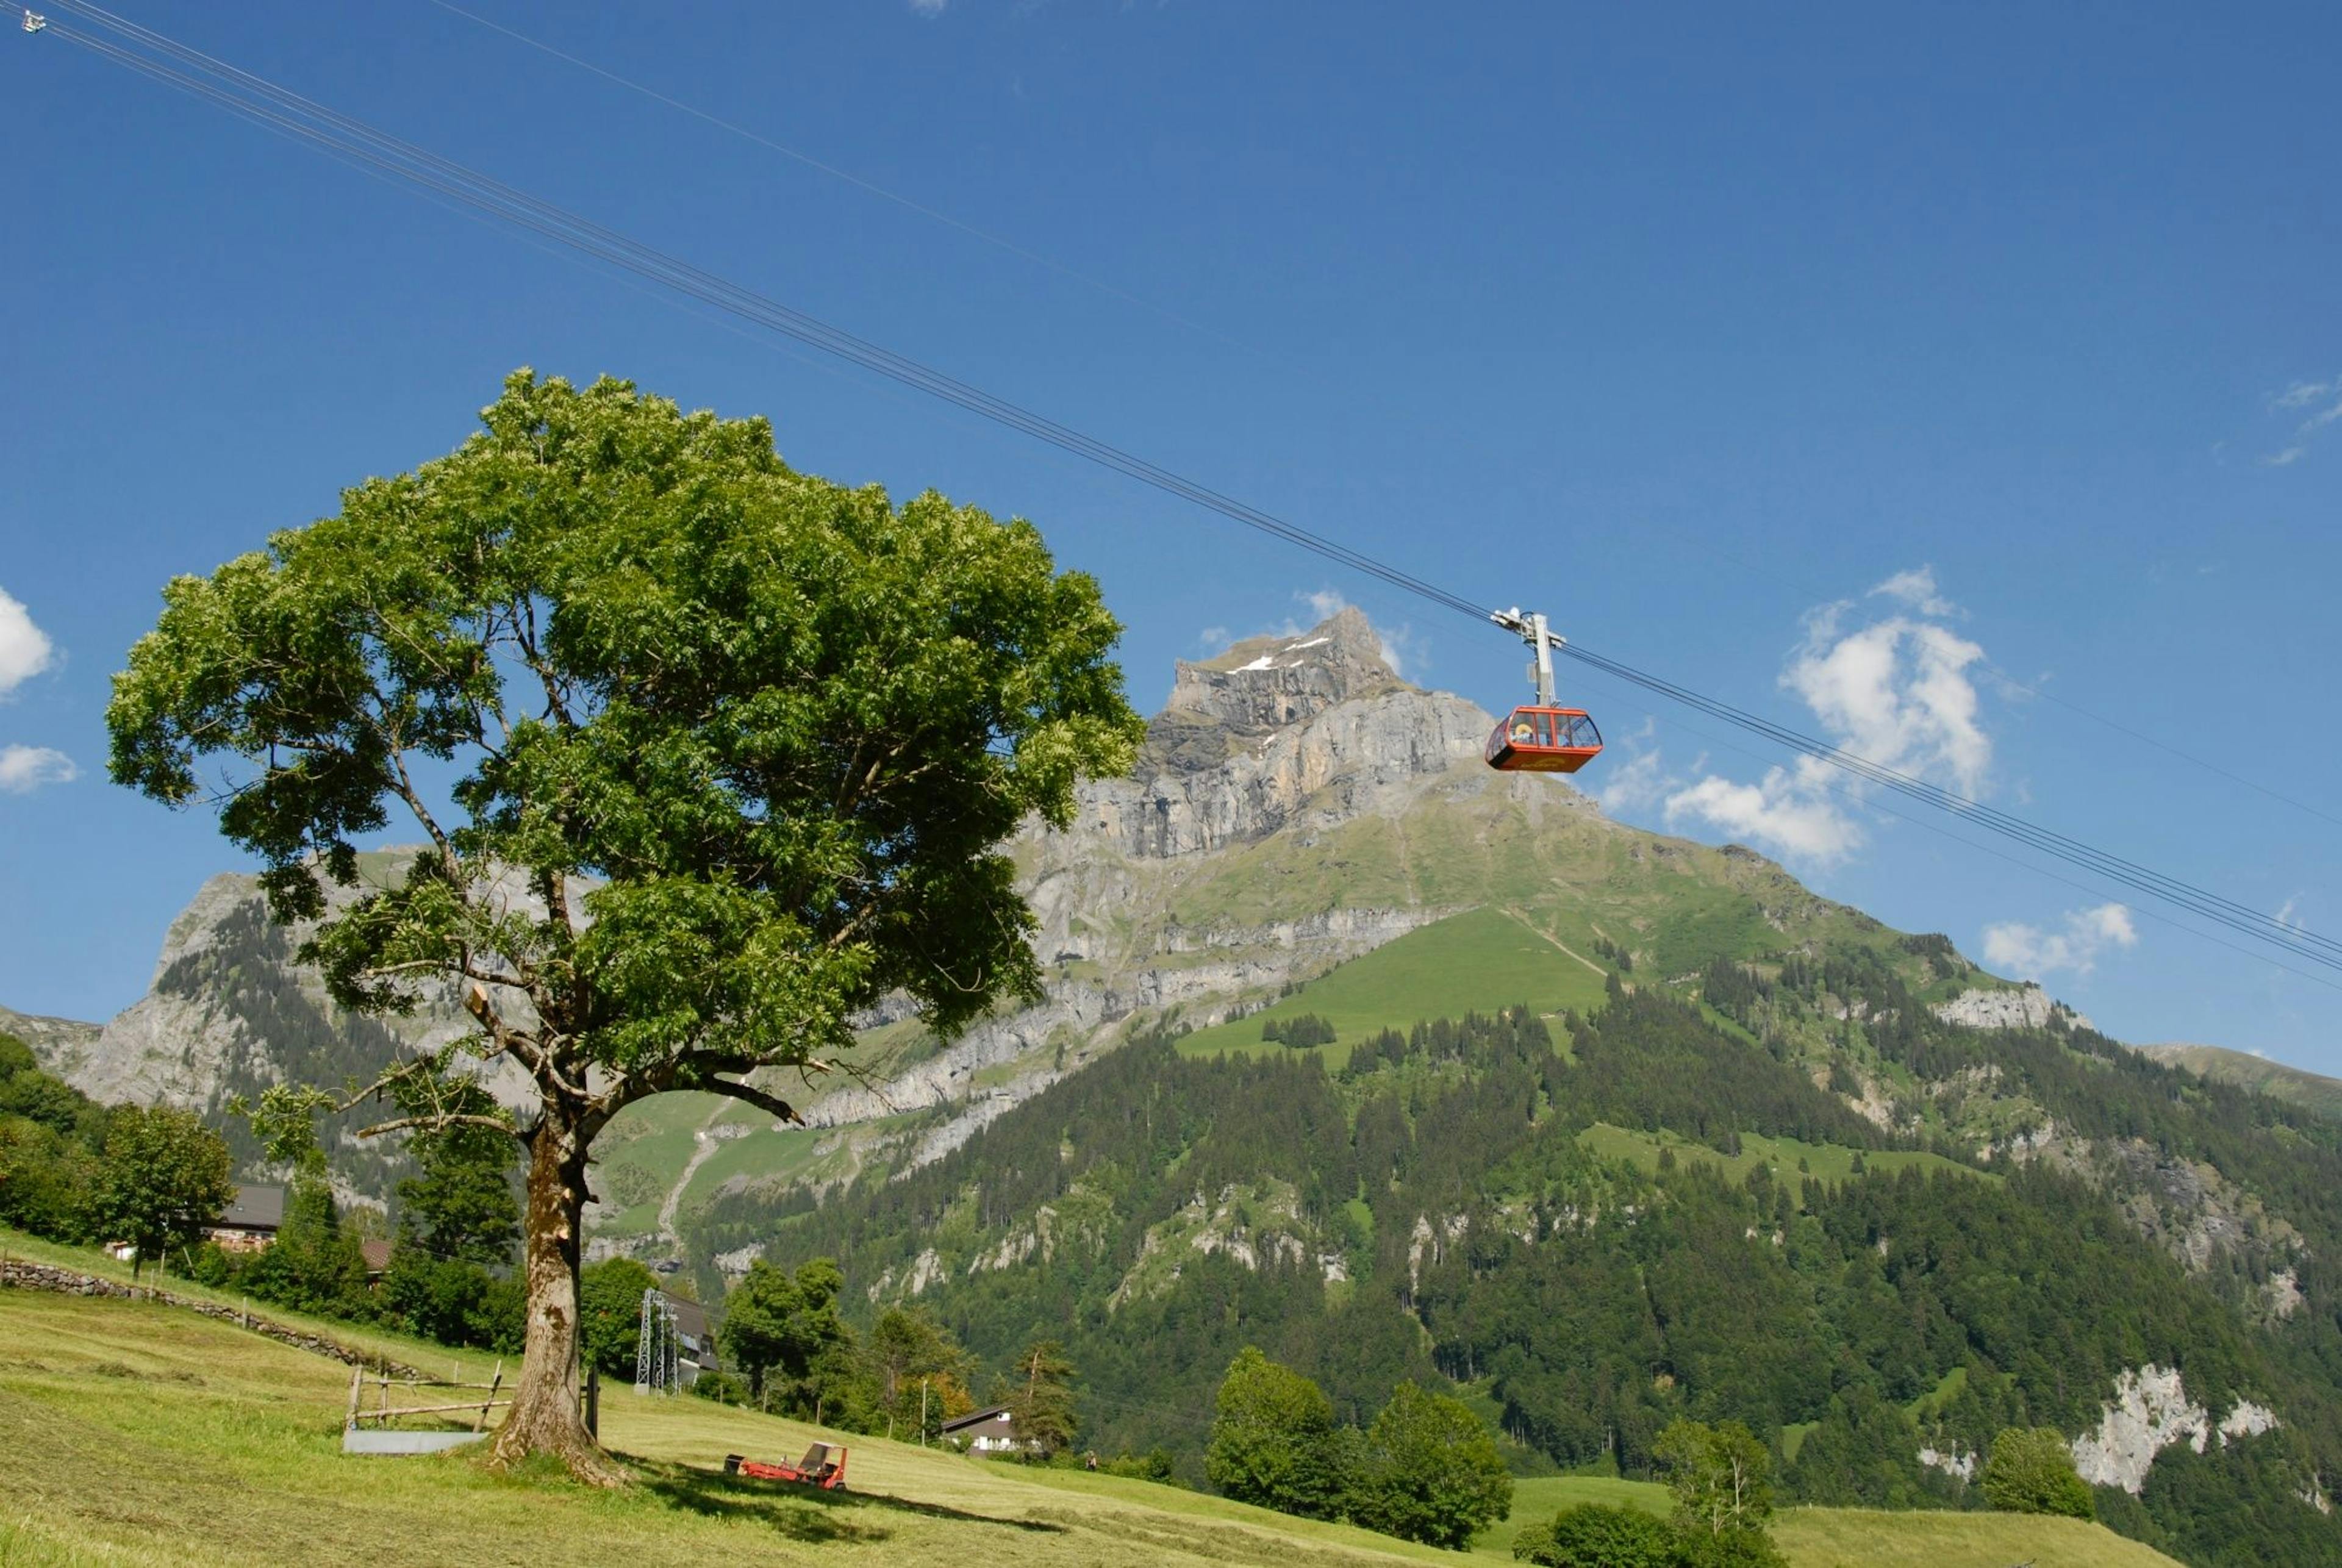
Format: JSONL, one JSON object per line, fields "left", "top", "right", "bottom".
{"left": 2068, "top": 1364, "right": 2280, "bottom": 1494}
{"left": 1069, "top": 610, "right": 1488, "bottom": 861}
{"left": 0, "top": 1003, "right": 102, "bottom": 1077}
{"left": 1933, "top": 985, "right": 2059, "bottom": 1031}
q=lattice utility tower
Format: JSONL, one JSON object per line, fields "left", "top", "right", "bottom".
{"left": 632, "top": 1288, "right": 679, "bottom": 1396}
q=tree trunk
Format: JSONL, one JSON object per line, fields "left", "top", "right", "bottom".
{"left": 490, "top": 1108, "right": 625, "bottom": 1485}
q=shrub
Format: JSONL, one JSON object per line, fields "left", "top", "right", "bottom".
{"left": 1514, "top": 1502, "right": 1681, "bottom": 1566}
{"left": 1982, "top": 1426, "right": 2094, "bottom": 1519}
{"left": 1348, "top": 1381, "right": 1513, "bottom": 1549}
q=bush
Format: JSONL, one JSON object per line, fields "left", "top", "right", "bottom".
{"left": 1514, "top": 1502, "right": 1682, "bottom": 1566}
{"left": 579, "top": 1258, "right": 662, "bottom": 1378}
{"left": 1206, "top": 1347, "right": 1347, "bottom": 1519}
{"left": 1348, "top": 1382, "right": 1513, "bottom": 1549}
{"left": 1981, "top": 1426, "right": 2094, "bottom": 1519}
{"left": 1261, "top": 1014, "right": 1336, "bottom": 1048}
{"left": 689, "top": 1369, "right": 752, "bottom": 1404}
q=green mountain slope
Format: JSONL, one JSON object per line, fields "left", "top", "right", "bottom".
{"left": 2139, "top": 1043, "right": 2342, "bottom": 1123}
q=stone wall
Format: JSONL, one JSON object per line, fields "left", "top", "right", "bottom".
{"left": 0, "top": 1258, "right": 419, "bottom": 1376}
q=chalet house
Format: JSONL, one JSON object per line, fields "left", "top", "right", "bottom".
{"left": 206, "top": 1185, "right": 285, "bottom": 1253}
{"left": 659, "top": 1290, "right": 720, "bottom": 1386}
{"left": 360, "top": 1239, "right": 395, "bottom": 1285}
{"left": 940, "top": 1406, "right": 1028, "bottom": 1454}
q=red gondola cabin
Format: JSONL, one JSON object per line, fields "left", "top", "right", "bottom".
{"left": 1486, "top": 706, "right": 1603, "bottom": 773}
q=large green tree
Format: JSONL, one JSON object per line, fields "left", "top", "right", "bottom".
{"left": 720, "top": 1256, "right": 851, "bottom": 1409}
{"left": 1350, "top": 1381, "right": 1513, "bottom": 1549}
{"left": 90, "top": 1105, "right": 234, "bottom": 1279}
{"left": 1206, "top": 1347, "right": 1348, "bottom": 1519}
{"left": 106, "top": 371, "right": 1143, "bottom": 1480}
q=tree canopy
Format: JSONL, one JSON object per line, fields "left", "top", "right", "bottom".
{"left": 89, "top": 1105, "right": 234, "bottom": 1279}
{"left": 1206, "top": 1347, "right": 1348, "bottom": 1519}
{"left": 105, "top": 370, "right": 1143, "bottom": 1477}
{"left": 1349, "top": 1380, "right": 1513, "bottom": 1549}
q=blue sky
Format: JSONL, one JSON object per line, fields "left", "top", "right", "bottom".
{"left": 2, "top": 2, "right": 2336, "bottom": 1067}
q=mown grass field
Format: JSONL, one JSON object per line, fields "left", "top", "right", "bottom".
{"left": 1575, "top": 1123, "right": 1989, "bottom": 1194}
{"left": 1176, "top": 906, "right": 1611, "bottom": 1067}
{"left": 0, "top": 1250, "right": 2180, "bottom": 1568}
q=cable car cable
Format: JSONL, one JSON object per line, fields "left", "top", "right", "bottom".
{"left": 18, "top": 2, "right": 2339, "bottom": 979}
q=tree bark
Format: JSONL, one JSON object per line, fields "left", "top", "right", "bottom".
{"left": 489, "top": 1106, "right": 625, "bottom": 1484}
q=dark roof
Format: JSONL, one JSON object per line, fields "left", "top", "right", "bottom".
{"left": 661, "top": 1291, "right": 711, "bottom": 1347}
{"left": 940, "top": 1406, "right": 1015, "bottom": 1434}
{"left": 360, "top": 1239, "right": 394, "bottom": 1273}
{"left": 215, "top": 1184, "right": 285, "bottom": 1231}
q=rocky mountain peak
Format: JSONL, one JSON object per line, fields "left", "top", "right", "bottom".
{"left": 1163, "top": 607, "right": 1403, "bottom": 738}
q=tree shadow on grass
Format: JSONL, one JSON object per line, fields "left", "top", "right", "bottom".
{"left": 628, "top": 1456, "right": 1071, "bottom": 1544}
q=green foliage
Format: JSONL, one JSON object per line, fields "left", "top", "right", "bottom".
{"left": 88, "top": 1105, "right": 234, "bottom": 1278}
{"left": 1004, "top": 1339, "right": 1080, "bottom": 1459}
{"left": 1655, "top": 1419, "right": 1773, "bottom": 1536}
{"left": 379, "top": 1249, "right": 523, "bottom": 1352}
{"left": 1347, "top": 1381, "right": 1513, "bottom": 1550}
{"left": 1206, "top": 1347, "right": 1348, "bottom": 1519}
{"left": 394, "top": 1096, "right": 519, "bottom": 1267}
{"left": 104, "top": 370, "right": 1145, "bottom": 1462}
{"left": 867, "top": 1305, "right": 970, "bottom": 1441}
{"left": 1261, "top": 1014, "right": 1336, "bottom": 1048}
{"left": 241, "top": 1162, "right": 370, "bottom": 1316}
{"left": 720, "top": 1257, "right": 852, "bottom": 1408}
{"left": 579, "top": 1258, "right": 661, "bottom": 1378}
{"left": 1514, "top": 1503, "right": 1685, "bottom": 1567}
{"left": 1982, "top": 1426, "right": 2094, "bottom": 1519}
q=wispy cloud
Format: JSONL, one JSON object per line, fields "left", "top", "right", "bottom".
{"left": 1657, "top": 567, "right": 1989, "bottom": 867}
{"left": 2261, "top": 374, "right": 2342, "bottom": 465}
{"left": 909, "top": 0, "right": 950, "bottom": 14}
{"left": 1982, "top": 902, "right": 2138, "bottom": 976}
{"left": 0, "top": 746, "right": 77, "bottom": 794}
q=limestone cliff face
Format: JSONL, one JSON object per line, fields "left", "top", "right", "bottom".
{"left": 1073, "top": 607, "right": 1489, "bottom": 861}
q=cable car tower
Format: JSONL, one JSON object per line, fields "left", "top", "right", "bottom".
{"left": 1484, "top": 609, "right": 1603, "bottom": 773}
{"left": 633, "top": 1287, "right": 679, "bottom": 1396}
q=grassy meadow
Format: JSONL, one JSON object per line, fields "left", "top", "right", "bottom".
{"left": 0, "top": 1257, "right": 2182, "bottom": 1568}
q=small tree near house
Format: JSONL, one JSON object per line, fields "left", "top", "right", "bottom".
{"left": 1004, "top": 1339, "right": 1079, "bottom": 1459}
{"left": 106, "top": 370, "right": 1144, "bottom": 1481}
{"left": 90, "top": 1104, "right": 234, "bottom": 1279}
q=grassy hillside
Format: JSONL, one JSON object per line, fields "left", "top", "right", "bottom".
{"left": 1178, "top": 906, "right": 1613, "bottom": 1065}
{"left": 0, "top": 1286, "right": 2182, "bottom": 1567}
{"left": 2138, "top": 1043, "right": 2342, "bottom": 1122}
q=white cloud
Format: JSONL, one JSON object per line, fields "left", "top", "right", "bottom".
{"left": 1651, "top": 567, "right": 1991, "bottom": 867}
{"left": 909, "top": 0, "right": 948, "bottom": 13}
{"left": 0, "top": 745, "right": 77, "bottom": 794}
{"left": 1664, "top": 768, "right": 1863, "bottom": 864}
{"left": 2277, "top": 895, "right": 2306, "bottom": 932}
{"left": 1981, "top": 901, "right": 2138, "bottom": 976}
{"left": 2272, "top": 377, "right": 2337, "bottom": 410}
{"left": 2261, "top": 376, "right": 2342, "bottom": 465}
{"left": 1869, "top": 565, "right": 1959, "bottom": 618}
{"left": 1593, "top": 719, "right": 1671, "bottom": 815}
{"left": 0, "top": 586, "right": 56, "bottom": 696}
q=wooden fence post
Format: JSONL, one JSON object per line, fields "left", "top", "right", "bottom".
{"left": 584, "top": 1366, "right": 598, "bottom": 1439}
{"left": 475, "top": 1359, "right": 503, "bottom": 1432}
{"left": 346, "top": 1366, "right": 363, "bottom": 1429}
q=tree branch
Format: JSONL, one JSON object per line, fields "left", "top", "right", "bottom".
{"left": 701, "top": 1076, "right": 803, "bottom": 1126}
